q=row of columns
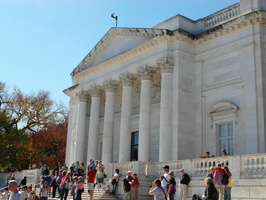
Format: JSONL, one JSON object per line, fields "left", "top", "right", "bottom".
{"left": 73, "top": 57, "right": 174, "bottom": 163}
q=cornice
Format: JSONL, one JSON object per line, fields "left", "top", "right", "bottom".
{"left": 63, "top": 84, "right": 79, "bottom": 96}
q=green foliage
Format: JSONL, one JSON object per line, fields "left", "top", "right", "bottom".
{"left": 0, "top": 110, "right": 29, "bottom": 172}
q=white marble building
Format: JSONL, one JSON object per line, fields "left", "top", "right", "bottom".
{"left": 64, "top": 0, "right": 266, "bottom": 167}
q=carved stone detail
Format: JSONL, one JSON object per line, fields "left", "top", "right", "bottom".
{"left": 119, "top": 73, "right": 137, "bottom": 87}
{"left": 88, "top": 85, "right": 103, "bottom": 98}
{"left": 137, "top": 66, "right": 157, "bottom": 80}
{"left": 152, "top": 80, "right": 161, "bottom": 100}
{"left": 157, "top": 57, "right": 174, "bottom": 73}
{"left": 103, "top": 80, "right": 120, "bottom": 93}
{"left": 76, "top": 91, "right": 89, "bottom": 102}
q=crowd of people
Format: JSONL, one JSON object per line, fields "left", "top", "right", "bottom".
{"left": 1, "top": 149, "right": 232, "bottom": 200}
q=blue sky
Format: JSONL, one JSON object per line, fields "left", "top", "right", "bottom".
{"left": 0, "top": 0, "right": 239, "bottom": 107}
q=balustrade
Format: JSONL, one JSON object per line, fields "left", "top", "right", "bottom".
{"left": 203, "top": 3, "right": 240, "bottom": 28}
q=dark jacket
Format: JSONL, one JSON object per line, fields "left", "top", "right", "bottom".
{"left": 180, "top": 173, "right": 190, "bottom": 185}
{"left": 204, "top": 183, "right": 218, "bottom": 200}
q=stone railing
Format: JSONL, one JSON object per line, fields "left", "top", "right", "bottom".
{"left": 203, "top": 3, "right": 240, "bottom": 28}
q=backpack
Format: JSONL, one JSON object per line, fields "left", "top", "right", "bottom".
{"left": 192, "top": 194, "right": 201, "bottom": 200}
{"left": 222, "top": 172, "right": 229, "bottom": 185}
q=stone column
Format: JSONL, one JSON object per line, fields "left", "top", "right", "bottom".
{"left": 75, "top": 91, "right": 88, "bottom": 162}
{"left": 65, "top": 100, "right": 74, "bottom": 166}
{"left": 157, "top": 57, "right": 174, "bottom": 162}
{"left": 137, "top": 66, "right": 156, "bottom": 162}
{"left": 87, "top": 86, "right": 103, "bottom": 162}
{"left": 102, "top": 80, "right": 120, "bottom": 164}
{"left": 119, "top": 73, "right": 137, "bottom": 163}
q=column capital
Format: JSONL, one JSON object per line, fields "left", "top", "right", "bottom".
{"left": 157, "top": 57, "right": 174, "bottom": 73}
{"left": 88, "top": 85, "right": 103, "bottom": 98}
{"left": 103, "top": 80, "right": 120, "bottom": 93}
{"left": 76, "top": 91, "right": 89, "bottom": 102}
{"left": 137, "top": 66, "right": 157, "bottom": 80}
{"left": 119, "top": 73, "right": 137, "bottom": 87}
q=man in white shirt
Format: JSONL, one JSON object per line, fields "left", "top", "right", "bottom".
{"left": 8, "top": 180, "right": 22, "bottom": 200}
{"left": 161, "top": 165, "right": 170, "bottom": 190}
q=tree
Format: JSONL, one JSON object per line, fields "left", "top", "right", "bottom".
{"left": 0, "top": 82, "right": 68, "bottom": 172}
{"left": 0, "top": 110, "right": 29, "bottom": 172}
{"left": 30, "top": 118, "right": 68, "bottom": 169}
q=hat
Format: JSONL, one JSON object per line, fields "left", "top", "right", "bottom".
{"left": 78, "top": 176, "right": 83, "bottom": 180}
{"left": 162, "top": 165, "right": 169, "bottom": 169}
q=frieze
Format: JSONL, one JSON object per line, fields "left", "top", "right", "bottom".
{"left": 157, "top": 57, "right": 174, "bottom": 73}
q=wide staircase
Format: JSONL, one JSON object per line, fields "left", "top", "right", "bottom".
{"left": 81, "top": 184, "right": 118, "bottom": 200}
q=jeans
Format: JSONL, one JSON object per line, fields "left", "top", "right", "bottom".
{"left": 169, "top": 192, "right": 175, "bottom": 200}
{"left": 224, "top": 187, "right": 231, "bottom": 200}
{"left": 112, "top": 182, "right": 118, "bottom": 195}
{"left": 52, "top": 186, "right": 57, "bottom": 198}
{"left": 40, "top": 197, "right": 47, "bottom": 200}
{"left": 61, "top": 188, "right": 69, "bottom": 200}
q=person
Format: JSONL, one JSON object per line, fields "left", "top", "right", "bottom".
{"left": 62, "top": 163, "right": 68, "bottom": 171}
{"left": 198, "top": 151, "right": 211, "bottom": 158}
{"left": 179, "top": 169, "right": 190, "bottom": 200}
{"left": 130, "top": 173, "right": 139, "bottom": 200}
{"left": 213, "top": 164, "right": 225, "bottom": 200}
{"left": 56, "top": 170, "right": 63, "bottom": 198}
{"left": 19, "top": 177, "right": 27, "bottom": 187}
{"left": 149, "top": 179, "right": 166, "bottom": 200}
{"left": 87, "top": 166, "right": 96, "bottom": 200}
{"left": 123, "top": 171, "right": 133, "bottom": 200}
{"left": 8, "top": 180, "right": 22, "bottom": 200}
{"left": 41, "top": 164, "right": 49, "bottom": 176}
{"left": 224, "top": 166, "right": 233, "bottom": 200}
{"left": 29, "top": 191, "right": 39, "bottom": 200}
{"left": 40, "top": 181, "right": 48, "bottom": 200}
{"left": 166, "top": 171, "right": 176, "bottom": 200}
{"left": 10, "top": 173, "right": 16, "bottom": 181}
{"left": 71, "top": 176, "right": 78, "bottom": 200}
{"left": 202, "top": 177, "right": 218, "bottom": 200}
{"left": 21, "top": 186, "right": 28, "bottom": 200}
{"left": 60, "top": 171, "right": 67, "bottom": 200}
{"left": 1, "top": 188, "right": 9, "bottom": 200}
{"left": 75, "top": 177, "right": 84, "bottom": 200}
{"left": 96, "top": 160, "right": 105, "bottom": 169}
{"left": 111, "top": 169, "right": 119, "bottom": 195}
{"left": 78, "top": 163, "right": 85, "bottom": 178}
{"left": 221, "top": 149, "right": 227, "bottom": 157}
{"left": 50, "top": 172, "right": 58, "bottom": 198}
{"left": 62, "top": 172, "right": 72, "bottom": 200}
{"left": 161, "top": 165, "right": 170, "bottom": 190}
{"left": 27, "top": 186, "right": 33, "bottom": 200}
{"left": 96, "top": 165, "right": 105, "bottom": 190}
{"left": 206, "top": 167, "right": 215, "bottom": 179}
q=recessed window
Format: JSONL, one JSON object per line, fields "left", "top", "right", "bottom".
{"left": 131, "top": 131, "right": 139, "bottom": 161}
{"left": 218, "top": 123, "right": 234, "bottom": 156}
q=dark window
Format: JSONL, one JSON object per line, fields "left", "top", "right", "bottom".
{"left": 131, "top": 131, "right": 139, "bottom": 161}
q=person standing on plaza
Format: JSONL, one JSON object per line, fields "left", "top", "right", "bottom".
{"left": 166, "top": 171, "right": 176, "bottom": 200}
{"left": 201, "top": 177, "right": 218, "bottom": 200}
{"left": 161, "top": 165, "right": 170, "bottom": 190}
{"left": 75, "top": 177, "right": 84, "bottom": 200}
{"left": 129, "top": 173, "right": 139, "bottom": 200}
{"left": 179, "top": 169, "right": 190, "bottom": 200}
{"left": 6, "top": 173, "right": 12, "bottom": 186}
{"left": 87, "top": 166, "right": 96, "bottom": 200}
{"left": 224, "top": 167, "right": 233, "bottom": 200}
{"left": 50, "top": 172, "right": 58, "bottom": 198}
{"left": 19, "top": 177, "right": 27, "bottom": 187}
{"left": 149, "top": 179, "right": 166, "bottom": 200}
{"left": 96, "top": 165, "right": 106, "bottom": 190}
{"left": 213, "top": 164, "right": 225, "bottom": 200}
{"left": 62, "top": 172, "right": 72, "bottom": 200}
{"left": 8, "top": 180, "right": 21, "bottom": 200}
{"left": 111, "top": 169, "right": 119, "bottom": 196}
{"left": 40, "top": 181, "right": 48, "bottom": 200}
{"left": 123, "top": 171, "right": 133, "bottom": 200}
{"left": 221, "top": 149, "right": 227, "bottom": 157}
{"left": 206, "top": 167, "right": 215, "bottom": 179}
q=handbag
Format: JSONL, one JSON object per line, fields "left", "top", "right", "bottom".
{"left": 111, "top": 179, "right": 117, "bottom": 185}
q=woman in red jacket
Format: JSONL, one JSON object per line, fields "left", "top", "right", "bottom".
{"left": 130, "top": 173, "right": 139, "bottom": 200}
